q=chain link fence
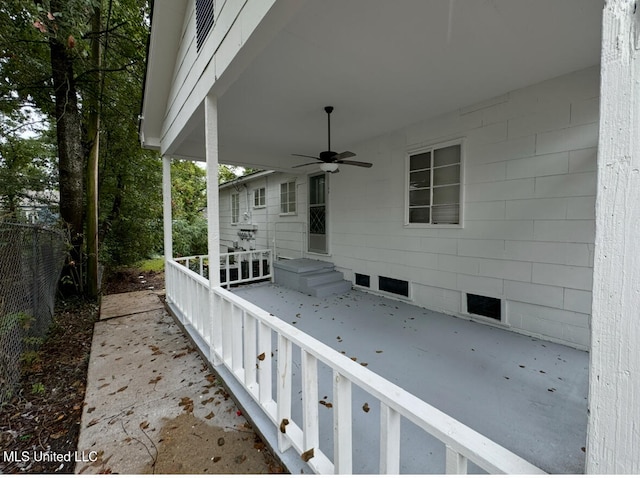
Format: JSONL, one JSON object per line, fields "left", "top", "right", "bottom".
{"left": 0, "top": 222, "right": 67, "bottom": 407}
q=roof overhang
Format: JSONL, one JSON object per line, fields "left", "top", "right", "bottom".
{"left": 144, "top": 0, "right": 603, "bottom": 172}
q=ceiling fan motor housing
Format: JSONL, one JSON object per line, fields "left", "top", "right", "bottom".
{"left": 319, "top": 150, "right": 338, "bottom": 162}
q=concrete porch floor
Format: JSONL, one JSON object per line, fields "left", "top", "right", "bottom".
{"left": 232, "top": 282, "right": 589, "bottom": 474}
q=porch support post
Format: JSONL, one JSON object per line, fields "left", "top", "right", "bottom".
{"left": 587, "top": 1, "right": 640, "bottom": 473}
{"left": 205, "top": 93, "right": 221, "bottom": 287}
{"left": 205, "top": 94, "right": 222, "bottom": 365}
{"left": 162, "top": 155, "right": 173, "bottom": 261}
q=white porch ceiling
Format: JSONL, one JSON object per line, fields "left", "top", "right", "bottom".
{"left": 171, "top": 0, "right": 603, "bottom": 171}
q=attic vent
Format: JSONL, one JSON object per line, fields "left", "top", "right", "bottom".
{"left": 379, "top": 276, "right": 409, "bottom": 297}
{"left": 196, "top": 0, "right": 215, "bottom": 51}
{"left": 466, "top": 294, "right": 502, "bottom": 321}
{"left": 355, "top": 273, "right": 370, "bottom": 288}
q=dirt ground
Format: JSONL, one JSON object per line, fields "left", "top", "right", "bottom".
{"left": 1, "top": 267, "right": 284, "bottom": 474}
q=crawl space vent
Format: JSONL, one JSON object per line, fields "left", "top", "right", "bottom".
{"left": 355, "top": 273, "right": 370, "bottom": 288}
{"left": 379, "top": 276, "right": 409, "bottom": 297}
{"left": 467, "top": 294, "right": 501, "bottom": 321}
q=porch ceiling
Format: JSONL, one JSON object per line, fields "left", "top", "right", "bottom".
{"left": 170, "top": 0, "right": 603, "bottom": 171}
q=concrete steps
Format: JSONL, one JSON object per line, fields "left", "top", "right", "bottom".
{"left": 273, "top": 259, "right": 351, "bottom": 298}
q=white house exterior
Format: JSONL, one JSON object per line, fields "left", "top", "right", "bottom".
{"left": 140, "top": 0, "right": 640, "bottom": 473}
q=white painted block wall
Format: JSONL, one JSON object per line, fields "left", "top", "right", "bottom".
{"left": 219, "top": 66, "right": 598, "bottom": 350}
{"left": 329, "top": 66, "right": 598, "bottom": 350}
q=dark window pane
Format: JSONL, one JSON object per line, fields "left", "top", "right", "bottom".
{"left": 433, "top": 185, "right": 459, "bottom": 205}
{"left": 410, "top": 170, "right": 431, "bottom": 189}
{"left": 410, "top": 152, "right": 431, "bottom": 171}
{"left": 433, "top": 165, "right": 460, "bottom": 186}
{"left": 409, "top": 207, "right": 430, "bottom": 223}
{"left": 434, "top": 145, "right": 460, "bottom": 167}
{"left": 409, "top": 189, "right": 430, "bottom": 206}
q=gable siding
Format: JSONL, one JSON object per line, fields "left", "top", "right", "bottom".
{"left": 328, "top": 67, "right": 598, "bottom": 350}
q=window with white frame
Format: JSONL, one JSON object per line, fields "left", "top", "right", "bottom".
{"left": 280, "top": 181, "right": 296, "bottom": 214}
{"left": 254, "top": 187, "right": 266, "bottom": 208}
{"left": 407, "top": 141, "right": 462, "bottom": 225}
{"left": 231, "top": 192, "right": 240, "bottom": 223}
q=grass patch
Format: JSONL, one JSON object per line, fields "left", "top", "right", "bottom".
{"left": 136, "top": 256, "right": 165, "bottom": 272}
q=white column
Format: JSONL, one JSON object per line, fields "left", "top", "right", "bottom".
{"left": 587, "top": 1, "right": 640, "bottom": 473}
{"left": 205, "top": 94, "right": 221, "bottom": 287}
{"left": 162, "top": 155, "right": 173, "bottom": 260}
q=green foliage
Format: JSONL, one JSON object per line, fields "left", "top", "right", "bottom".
{"left": 172, "top": 217, "right": 208, "bottom": 258}
{"left": 0, "top": 312, "right": 34, "bottom": 337}
{"left": 136, "top": 256, "right": 164, "bottom": 273}
{"left": 31, "top": 382, "right": 45, "bottom": 395}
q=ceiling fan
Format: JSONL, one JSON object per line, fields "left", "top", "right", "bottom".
{"left": 292, "top": 106, "right": 372, "bottom": 173}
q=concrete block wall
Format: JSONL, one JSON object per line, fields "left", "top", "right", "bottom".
{"left": 330, "top": 66, "right": 599, "bottom": 350}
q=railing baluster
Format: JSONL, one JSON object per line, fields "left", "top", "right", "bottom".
{"left": 277, "top": 335, "right": 293, "bottom": 453}
{"left": 380, "top": 403, "right": 401, "bottom": 474}
{"left": 231, "top": 306, "right": 244, "bottom": 376}
{"left": 302, "top": 351, "right": 320, "bottom": 455}
{"left": 333, "top": 372, "right": 352, "bottom": 474}
{"left": 244, "top": 312, "right": 257, "bottom": 391}
{"left": 257, "top": 321, "right": 272, "bottom": 406}
{"left": 446, "top": 445, "right": 468, "bottom": 474}
{"left": 210, "top": 289, "right": 222, "bottom": 366}
{"left": 222, "top": 300, "right": 233, "bottom": 365}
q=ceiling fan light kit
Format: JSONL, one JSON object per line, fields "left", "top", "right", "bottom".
{"left": 292, "top": 106, "right": 373, "bottom": 171}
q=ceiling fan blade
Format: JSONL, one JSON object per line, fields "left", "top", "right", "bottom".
{"left": 292, "top": 153, "right": 320, "bottom": 161}
{"left": 332, "top": 151, "right": 356, "bottom": 160}
{"left": 292, "top": 161, "right": 322, "bottom": 168}
{"left": 336, "top": 159, "right": 373, "bottom": 168}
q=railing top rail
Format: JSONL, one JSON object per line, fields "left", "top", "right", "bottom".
{"left": 211, "top": 285, "right": 545, "bottom": 475}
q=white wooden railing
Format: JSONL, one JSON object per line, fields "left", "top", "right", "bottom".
{"left": 165, "top": 258, "right": 545, "bottom": 475}
{"left": 174, "top": 249, "right": 272, "bottom": 287}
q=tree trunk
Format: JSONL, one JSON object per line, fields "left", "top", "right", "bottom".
{"left": 49, "top": 27, "right": 84, "bottom": 292}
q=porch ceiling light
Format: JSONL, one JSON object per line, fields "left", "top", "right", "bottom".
{"left": 320, "top": 162, "right": 339, "bottom": 173}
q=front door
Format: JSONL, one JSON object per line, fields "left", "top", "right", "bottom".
{"left": 308, "top": 173, "right": 327, "bottom": 254}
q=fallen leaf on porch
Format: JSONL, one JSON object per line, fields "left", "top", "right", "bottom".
{"left": 179, "top": 396, "right": 194, "bottom": 412}
{"left": 205, "top": 374, "right": 216, "bottom": 383}
{"left": 257, "top": 352, "right": 266, "bottom": 361}
{"left": 301, "top": 448, "right": 314, "bottom": 462}
{"left": 213, "top": 456, "right": 222, "bottom": 463}
{"left": 173, "top": 352, "right": 186, "bottom": 359}
{"left": 296, "top": 313, "right": 301, "bottom": 318}
{"left": 279, "top": 418, "right": 289, "bottom": 433}
{"left": 235, "top": 454, "right": 247, "bottom": 464}
{"left": 376, "top": 350, "right": 383, "bottom": 353}
{"left": 149, "top": 376, "right": 162, "bottom": 384}
{"left": 519, "top": 365, "right": 525, "bottom": 368}
{"left": 504, "top": 376, "right": 510, "bottom": 380}
{"left": 205, "top": 412, "right": 215, "bottom": 419}
{"left": 539, "top": 370, "right": 546, "bottom": 374}
{"left": 581, "top": 447, "right": 586, "bottom": 452}
{"left": 362, "top": 403, "right": 370, "bottom": 413}
{"left": 319, "top": 400, "right": 333, "bottom": 408}
{"left": 547, "top": 388, "right": 556, "bottom": 392}
{"left": 218, "top": 437, "right": 225, "bottom": 446}
{"left": 139, "top": 421, "right": 149, "bottom": 430}
{"left": 149, "top": 345, "right": 163, "bottom": 355}
{"left": 360, "top": 362, "right": 368, "bottom": 367}
{"left": 202, "top": 397, "right": 214, "bottom": 405}
{"left": 87, "top": 418, "right": 99, "bottom": 428}
{"left": 351, "top": 357, "right": 357, "bottom": 361}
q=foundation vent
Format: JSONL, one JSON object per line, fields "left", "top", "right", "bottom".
{"left": 379, "top": 276, "right": 409, "bottom": 297}
{"left": 466, "top": 293, "right": 501, "bottom": 321}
